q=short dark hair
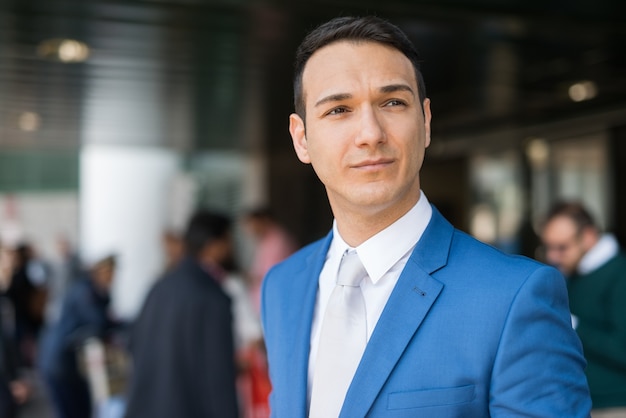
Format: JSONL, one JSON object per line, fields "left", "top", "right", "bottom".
{"left": 184, "top": 210, "right": 232, "bottom": 257}
{"left": 244, "top": 206, "right": 275, "bottom": 222}
{"left": 91, "top": 254, "right": 117, "bottom": 272}
{"left": 293, "top": 16, "right": 427, "bottom": 119}
{"left": 544, "top": 201, "right": 598, "bottom": 233}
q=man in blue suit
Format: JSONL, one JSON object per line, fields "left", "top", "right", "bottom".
{"left": 261, "top": 16, "right": 591, "bottom": 417}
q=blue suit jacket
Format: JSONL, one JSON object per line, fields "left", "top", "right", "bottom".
{"left": 261, "top": 207, "right": 591, "bottom": 417}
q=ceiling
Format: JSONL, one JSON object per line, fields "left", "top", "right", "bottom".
{"left": 0, "top": 0, "right": 625, "bottom": 154}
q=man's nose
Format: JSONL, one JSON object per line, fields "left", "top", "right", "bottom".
{"left": 544, "top": 249, "right": 561, "bottom": 265}
{"left": 355, "top": 106, "right": 385, "bottom": 146}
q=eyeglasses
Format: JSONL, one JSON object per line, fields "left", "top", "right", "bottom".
{"left": 541, "top": 232, "right": 582, "bottom": 255}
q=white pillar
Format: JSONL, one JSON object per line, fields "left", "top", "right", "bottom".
{"left": 80, "top": 145, "right": 180, "bottom": 319}
{"left": 78, "top": 39, "right": 194, "bottom": 319}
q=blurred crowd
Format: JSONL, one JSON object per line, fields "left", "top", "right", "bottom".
{"left": 0, "top": 207, "right": 297, "bottom": 418}
{"left": 0, "top": 237, "right": 83, "bottom": 416}
{"left": 0, "top": 236, "right": 125, "bottom": 418}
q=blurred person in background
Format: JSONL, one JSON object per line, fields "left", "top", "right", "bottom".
{"left": 5, "top": 242, "right": 49, "bottom": 369}
{"left": 161, "top": 229, "right": 185, "bottom": 273}
{"left": 541, "top": 201, "right": 626, "bottom": 417}
{"left": 0, "top": 290, "right": 19, "bottom": 418}
{"left": 44, "top": 236, "right": 83, "bottom": 326}
{"left": 38, "top": 254, "right": 119, "bottom": 418}
{"left": 243, "top": 207, "right": 297, "bottom": 314}
{"left": 0, "top": 240, "right": 30, "bottom": 417}
{"left": 124, "top": 210, "right": 238, "bottom": 418}
{"left": 0, "top": 297, "right": 30, "bottom": 418}
{"left": 155, "top": 226, "right": 265, "bottom": 417}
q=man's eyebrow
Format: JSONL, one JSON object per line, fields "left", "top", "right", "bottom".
{"left": 380, "top": 84, "right": 415, "bottom": 96}
{"left": 314, "top": 93, "right": 352, "bottom": 108}
{"left": 313, "top": 84, "right": 414, "bottom": 108}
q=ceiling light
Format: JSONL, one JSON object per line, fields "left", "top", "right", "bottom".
{"left": 18, "top": 112, "right": 41, "bottom": 132}
{"left": 37, "top": 38, "right": 90, "bottom": 63}
{"left": 524, "top": 137, "right": 549, "bottom": 168}
{"left": 568, "top": 81, "right": 598, "bottom": 102}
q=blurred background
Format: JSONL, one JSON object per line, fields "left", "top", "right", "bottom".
{"left": 0, "top": 0, "right": 624, "bottom": 330}
{"left": 1, "top": 0, "right": 625, "bottom": 416}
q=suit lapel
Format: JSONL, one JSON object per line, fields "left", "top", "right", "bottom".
{"left": 341, "top": 207, "right": 454, "bottom": 418}
{"left": 283, "top": 233, "right": 332, "bottom": 416}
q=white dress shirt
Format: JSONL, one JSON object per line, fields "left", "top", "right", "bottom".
{"left": 307, "top": 192, "right": 433, "bottom": 401}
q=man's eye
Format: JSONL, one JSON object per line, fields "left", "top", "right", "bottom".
{"left": 385, "top": 99, "right": 406, "bottom": 107}
{"left": 327, "top": 107, "right": 348, "bottom": 115}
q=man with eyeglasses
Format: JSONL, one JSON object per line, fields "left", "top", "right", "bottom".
{"left": 541, "top": 201, "right": 626, "bottom": 418}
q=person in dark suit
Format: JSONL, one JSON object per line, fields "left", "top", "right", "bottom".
{"left": 261, "top": 16, "right": 591, "bottom": 417}
{"left": 124, "top": 210, "right": 238, "bottom": 418}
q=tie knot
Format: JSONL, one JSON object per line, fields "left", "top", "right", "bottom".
{"left": 337, "top": 250, "right": 366, "bottom": 287}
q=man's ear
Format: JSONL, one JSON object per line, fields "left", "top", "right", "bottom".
{"left": 289, "top": 113, "right": 311, "bottom": 164}
{"left": 423, "top": 98, "right": 432, "bottom": 149}
{"left": 581, "top": 226, "right": 599, "bottom": 252}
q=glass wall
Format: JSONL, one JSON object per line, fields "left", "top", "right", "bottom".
{"left": 467, "top": 129, "right": 611, "bottom": 257}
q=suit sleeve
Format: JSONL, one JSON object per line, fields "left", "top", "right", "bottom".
{"left": 489, "top": 265, "right": 591, "bottom": 417}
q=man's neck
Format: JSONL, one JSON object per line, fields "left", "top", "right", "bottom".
{"left": 332, "top": 194, "right": 421, "bottom": 247}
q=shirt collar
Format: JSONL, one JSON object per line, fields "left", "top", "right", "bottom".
{"left": 577, "top": 233, "right": 619, "bottom": 275}
{"left": 331, "top": 191, "right": 432, "bottom": 284}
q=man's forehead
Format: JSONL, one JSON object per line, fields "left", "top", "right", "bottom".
{"left": 303, "top": 39, "right": 405, "bottom": 71}
{"left": 545, "top": 216, "right": 578, "bottom": 234}
{"left": 300, "top": 40, "right": 416, "bottom": 99}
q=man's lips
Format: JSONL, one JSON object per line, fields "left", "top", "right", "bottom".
{"left": 351, "top": 158, "right": 394, "bottom": 169}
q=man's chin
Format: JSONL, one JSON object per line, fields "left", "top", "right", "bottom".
{"left": 557, "top": 265, "right": 574, "bottom": 277}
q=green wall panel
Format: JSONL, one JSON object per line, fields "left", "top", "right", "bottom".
{"left": 0, "top": 150, "right": 79, "bottom": 191}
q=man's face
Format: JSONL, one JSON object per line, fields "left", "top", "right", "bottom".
{"left": 541, "top": 216, "right": 587, "bottom": 276}
{"left": 93, "top": 263, "right": 115, "bottom": 292}
{"left": 244, "top": 218, "right": 265, "bottom": 240}
{"left": 289, "top": 41, "right": 431, "bottom": 219}
{"left": 207, "top": 233, "right": 234, "bottom": 266}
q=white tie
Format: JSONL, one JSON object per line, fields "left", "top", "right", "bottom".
{"left": 309, "top": 250, "right": 367, "bottom": 418}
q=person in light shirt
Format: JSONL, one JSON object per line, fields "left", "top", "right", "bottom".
{"left": 260, "top": 15, "right": 591, "bottom": 418}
